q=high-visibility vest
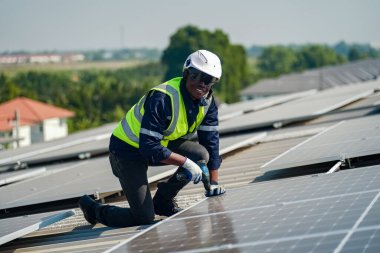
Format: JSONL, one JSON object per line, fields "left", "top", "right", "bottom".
{"left": 112, "top": 77, "right": 212, "bottom": 148}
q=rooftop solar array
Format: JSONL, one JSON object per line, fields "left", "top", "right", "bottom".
{"left": 0, "top": 209, "right": 74, "bottom": 245}
{"left": 0, "top": 123, "right": 116, "bottom": 167}
{"left": 0, "top": 158, "right": 177, "bottom": 210}
{"left": 220, "top": 80, "right": 380, "bottom": 134}
{"left": 108, "top": 164, "right": 380, "bottom": 253}
{"left": 241, "top": 58, "right": 380, "bottom": 97}
{"left": 262, "top": 114, "right": 380, "bottom": 172}
{"left": 0, "top": 132, "right": 267, "bottom": 210}
{"left": 0, "top": 57, "right": 379, "bottom": 252}
{"left": 219, "top": 90, "right": 316, "bottom": 121}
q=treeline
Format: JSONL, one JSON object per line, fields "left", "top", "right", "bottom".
{"left": 248, "top": 41, "right": 379, "bottom": 81}
{"left": 0, "top": 63, "right": 165, "bottom": 132}
{"left": 84, "top": 48, "right": 161, "bottom": 61}
{"left": 247, "top": 41, "right": 380, "bottom": 59}
{"left": 256, "top": 45, "right": 346, "bottom": 78}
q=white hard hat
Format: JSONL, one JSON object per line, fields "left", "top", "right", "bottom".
{"left": 184, "top": 50, "right": 222, "bottom": 79}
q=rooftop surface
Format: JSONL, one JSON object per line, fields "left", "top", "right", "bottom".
{"left": 0, "top": 63, "right": 380, "bottom": 252}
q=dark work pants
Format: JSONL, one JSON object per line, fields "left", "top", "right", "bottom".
{"left": 96, "top": 139, "right": 209, "bottom": 228}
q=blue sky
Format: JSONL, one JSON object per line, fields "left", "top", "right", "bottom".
{"left": 1, "top": 0, "right": 379, "bottom": 52}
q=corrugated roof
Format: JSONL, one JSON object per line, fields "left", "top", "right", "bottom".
{"left": 241, "top": 58, "right": 380, "bottom": 97}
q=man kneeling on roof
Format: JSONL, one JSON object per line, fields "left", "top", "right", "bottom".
{"left": 79, "top": 49, "right": 226, "bottom": 227}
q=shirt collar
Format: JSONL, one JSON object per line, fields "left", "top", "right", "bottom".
{"left": 180, "top": 78, "right": 207, "bottom": 107}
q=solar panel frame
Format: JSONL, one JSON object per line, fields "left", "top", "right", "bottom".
{"left": 262, "top": 114, "right": 380, "bottom": 172}
{"left": 0, "top": 209, "right": 74, "bottom": 245}
{"left": 0, "top": 167, "right": 46, "bottom": 186}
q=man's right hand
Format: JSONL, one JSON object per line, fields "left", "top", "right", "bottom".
{"left": 182, "top": 158, "right": 203, "bottom": 184}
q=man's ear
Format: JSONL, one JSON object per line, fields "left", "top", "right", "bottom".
{"left": 182, "top": 69, "right": 189, "bottom": 80}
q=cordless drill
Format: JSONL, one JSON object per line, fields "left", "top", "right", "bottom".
{"left": 176, "top": 160, "right": 211, "bottom": 191}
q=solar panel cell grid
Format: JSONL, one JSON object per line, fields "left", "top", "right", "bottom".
{"left": 108, "top": 165, "right": 380, "bottom": 253}
{"left": 344, "top": 230, "right": 380, "bottom": 253}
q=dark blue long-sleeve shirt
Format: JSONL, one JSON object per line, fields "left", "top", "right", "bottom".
{"left": 110, "top": 78, "right": 222, "bottom": 170}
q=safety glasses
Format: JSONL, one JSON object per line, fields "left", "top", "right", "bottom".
{"left": 188, "top": 68, "right": 218, "bottom": 86}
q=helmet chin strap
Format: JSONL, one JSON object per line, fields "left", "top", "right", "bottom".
{"left": 205, "top": 89, "right": 213, "bottom": 99}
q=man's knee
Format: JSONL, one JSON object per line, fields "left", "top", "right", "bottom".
{"left": 190, "top": 144, "right": 209, "bottom": 163}
{"left": 131, "top": 205, "right": 155, "bottom": 225}
{"left": 135, "top": 213, "right": 155, "bottom": 225}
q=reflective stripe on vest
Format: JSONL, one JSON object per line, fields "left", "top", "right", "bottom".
{"left": 198, "top": 125, "right": 218, "bottom": 131}
{"left": 121, "top": 116, "right": 139, "bottom": 144}
{"left": 151, "top": 84, "right": 180, "bottom": 136}
{"left": 134, "top": 95, "right": 146, "bottom": 122}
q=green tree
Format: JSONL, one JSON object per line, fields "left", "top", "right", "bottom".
{"left": 348, "top": 48, "right": 366, "bottom": 61}
{"left": 295, "top": 45, "right": 346, "bottom": 70}
{"left": 257, "top": 46, "right": 298, "bottom": 77}
{"left": 0, "top": 73, "right": 21, "bottom": 102}
{"left": 161, "top": 25, "right": 248, "bottom": 103}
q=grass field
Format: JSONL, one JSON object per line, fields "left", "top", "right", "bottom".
{"left": 0, "top": 59, "right": 151, "bottom": 76}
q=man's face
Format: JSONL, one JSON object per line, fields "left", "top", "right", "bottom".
{"left": 185, "top": 68, "right": 217, "bottom": 100}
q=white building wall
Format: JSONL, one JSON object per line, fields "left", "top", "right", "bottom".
{"left": 43, "top": 118, "right": 68, "bottom": 141}
{"left": 3, "top": 118, "right": 69, "bottom": 149}
{"left": 12, "top": 125, "right": 31, "bottom": 147}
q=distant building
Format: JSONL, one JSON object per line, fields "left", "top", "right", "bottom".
{"left": 241, "top": 59, "right": 380, "bottom": 100}
{"left": 0, "top": 53, "right": 85, "bottom": 65}
{"left": 0, "top": 97, "right": 74, "bottom": 148}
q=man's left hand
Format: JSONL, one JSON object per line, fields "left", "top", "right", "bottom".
{"left": 205, "top": 183, "right": 226, "bottom": 197}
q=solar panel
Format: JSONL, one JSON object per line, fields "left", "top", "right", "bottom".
{"left": 106, "top": 164, "right": 380, "bottom": 253}
{"left": 0, "top": 209, "right": 74, "bottom": 245}
{"left": 220, "top": 80, "right": 380, "bottom": 135}
{"left": 0, "top": 168, "right": 46, "bottom": 186}
{"left": 219, "top": 90, "right": 316, "bottom": 121}
{"left": 262, "top": 114, "right": 380, "bottom": 172}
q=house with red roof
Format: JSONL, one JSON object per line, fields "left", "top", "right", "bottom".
{"left": 0, "top": 97, "right": 75, "bottom": 148}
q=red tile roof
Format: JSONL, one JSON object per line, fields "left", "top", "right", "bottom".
{"left": 0, "top": 97, "right": 74, "bottom": 131}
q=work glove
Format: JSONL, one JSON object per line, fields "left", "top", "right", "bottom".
{"left": 205, "top": 182, "right": 226, "bottom": 197}
{"left": 181, "top": 158, "right": 203, "bottom": 184}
